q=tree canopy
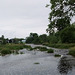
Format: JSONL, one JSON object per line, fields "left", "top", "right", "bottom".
{"left": 47, "top": 0, "right": 75, "bottom": 34}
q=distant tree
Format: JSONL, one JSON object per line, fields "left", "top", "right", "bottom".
{"left": 39, "top": 34, "right": 48, "bottom": 43}
{"left": 26, "top": 33, "right": 39, "bottom": 44}
{"left": 1, "top": 35, "right": 4, "bottom": 40}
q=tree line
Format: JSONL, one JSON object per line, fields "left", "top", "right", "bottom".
{"left": 26, "top": 0, "right": 75, "bottom": 44}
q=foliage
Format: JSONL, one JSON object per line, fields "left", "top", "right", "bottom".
{"left": 26, "top": 33, "right": 40, "bottom": 44}
{"left": 45, "top": 43, "right": 75, "bottom": 49}
{"left": 39, "top": 34, "right": 48, "bottom": 44}
{"left": 26, "top": 33, "right": 48, "bottom": 44}
{"left": 24, "top": 45, "right": 32, "bottom": 49}
{"left": 60, "top": 25, "right": 75, "bottom": 43}
{"left": 69, "top": 47, "right": 75, "bottom": 57}
{"left": 47, "top": 35, "right": 58, "bottom": 43}
{"left": 47, "top": 49, "right": 54, "bottom": 53}
{"left": 0, "top": 44, "right": 26, "bottom": 55}
{"left": 47, "top": 0, "right": 75, "bottom": 34}
{"left": 1, "top": 48, "right": 11, "bottom": 55}
{"left": 34, "top": 47, "right": 48, "bottom": 51}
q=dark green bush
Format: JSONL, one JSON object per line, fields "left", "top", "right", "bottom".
{"left": 39, "top": 47, "right": 48, "bottom": 51}
{"left": 47, "top": 49, "right": 54, "bottom": 53}
{"left": 60, "top": 25, "right": 75, "bottom": 43}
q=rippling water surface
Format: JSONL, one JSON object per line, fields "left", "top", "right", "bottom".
{"left": 0, "top": 44, "right": 75, "bottom": 75}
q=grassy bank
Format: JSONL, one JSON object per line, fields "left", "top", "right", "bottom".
{"left": 0, "top": 44, "right": 30, "bottom": 55}
{"left": 44, "top": 43, "right": 75, "bottom": 57}
{"left": 44, "top": 43, "right": 75, "bottom": 49}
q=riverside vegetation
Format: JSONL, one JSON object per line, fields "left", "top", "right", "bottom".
{"left": 0, "top": 44, "right": 26, "bottom": 55}
{"left": 0, "top": 42, "right": 54, "bottom": 56}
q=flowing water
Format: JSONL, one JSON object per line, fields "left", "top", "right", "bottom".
{"left": 0, "top": 44, "right": 75, "bottom": 75}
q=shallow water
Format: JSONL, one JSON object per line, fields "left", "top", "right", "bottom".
{"left": 0, "top": 44, "right": 75, "bottom": 75}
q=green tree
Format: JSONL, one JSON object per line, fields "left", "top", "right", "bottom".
{"left": 47, "top": 0, "right": 75, "bottom": 33}
{"left": 39, "top": 34, "right": 48, "bottom": 43}
{"left": 60, "top": 24, "right": 75, "bottom": 43}
{"left": 26, "top": 33, "right": 39, "bottom": 44}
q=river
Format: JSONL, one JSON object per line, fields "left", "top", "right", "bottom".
{"left": 0, "top": 44, "right": 75, "bottom": 75}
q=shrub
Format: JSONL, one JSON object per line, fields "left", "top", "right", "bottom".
{"left": 39, "top": 47, "right": 48, "bottom": 51}
{"left": 1, "top": 48, "right": 11, "bottom": 55}
{"left": 47, "top": 49, "right": 54, "bottom": 53}
{"left": 0, "top": 44, "right": 26, "bottom": 55}
{"left": 60, "top": 25, "right": 75, "bottom": 43}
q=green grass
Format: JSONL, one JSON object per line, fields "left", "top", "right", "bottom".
{"left": 69, "top": 47, "right": 75, "bottom": 57}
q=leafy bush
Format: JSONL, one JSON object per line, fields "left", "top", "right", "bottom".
{"left": 47, "top": 49, "right": 54, "bottom": 53}
{"left": 0, "top": 44, "right": 26, "bottom": 55}
{"left": 1, "top": 48, "right": 11, "bottom": 55}
{"left": 60, "top": 25, "right": 75, "bottom": 43}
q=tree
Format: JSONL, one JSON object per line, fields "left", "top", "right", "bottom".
{"left": 47, "top": 0, "right": 75, "bottom": 33}
{"left": 39, "top": 34, "right": 48, "bottom": 43}
{"left": 26, "top": 33, "right": 39, "bottom": 44}
{"left": 60, "top": 24, "right": 75, "bottom": 43}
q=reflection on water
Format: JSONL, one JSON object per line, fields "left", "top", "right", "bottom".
{"left": 58, "top": 56, "right": 72, "bottom": 75}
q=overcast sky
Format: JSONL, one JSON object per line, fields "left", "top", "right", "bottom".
{"left": 0, "top": 0, "right": 50, "bottom": 39}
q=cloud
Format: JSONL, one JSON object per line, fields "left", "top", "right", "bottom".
{"left": 0, "top": 0, "right": 50, "bottom": 38}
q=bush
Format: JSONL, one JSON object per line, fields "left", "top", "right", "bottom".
{"left": 0, "top": 44, "right": 26, "bottom": 55}
{"left": 47, "top": 35, "right": 58, "bottom": 44}
{"left": 24, "top": 45, "right": 32, "bottom": 49}
{"left": 69, "top": 47, "right": 75, "bottom": 57}
{"left": 60, "top": 25, "right": 75, "bottom": 43}
{"left": 47, "top": 49, "right": 54, "bottom": 53}
{"left": 1, "top": 48, "right": 11, "bottom": 55}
